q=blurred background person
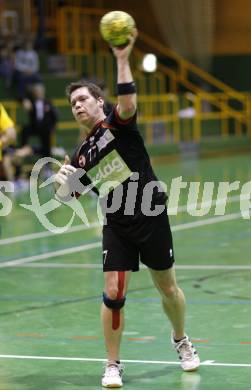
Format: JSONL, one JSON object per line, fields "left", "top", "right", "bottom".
{"left": 0, "top": 43, "right": 15, "bottom": 90}
{"left": 12, "top": 39, "right": 41, "bottom": 100}
{"left": 0, "top": 103, "right": 16, "bottom": 181}
{"left": 20, "top": 82, "right": 58, "bottom": 159}
{"left": 9, "top": 82, "right": 58, "bottom": 183}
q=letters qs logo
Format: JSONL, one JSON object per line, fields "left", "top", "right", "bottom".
{"left": 20, "top": 157, "right": 91, "bottom": 233}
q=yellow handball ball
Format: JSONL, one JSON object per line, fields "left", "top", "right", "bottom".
{"left": 100, "top": 10, "right": 136, "bottom": 47}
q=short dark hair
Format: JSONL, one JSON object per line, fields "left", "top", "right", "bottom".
{"left": 66, "top": 79, "right": 104, "bottom": 102}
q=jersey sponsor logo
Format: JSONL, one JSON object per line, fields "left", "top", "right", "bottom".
{"left": 96, "top": 129, "right": 115, "bottom": 152}
{"left": 87, "top": 149, "right": 132, "bottom": 195}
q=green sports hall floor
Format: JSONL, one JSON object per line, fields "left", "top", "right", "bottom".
{"left": 0, "top": 152, "right": 251, "bottom": 390}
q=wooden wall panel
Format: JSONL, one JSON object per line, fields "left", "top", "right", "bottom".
{"left": 214, "top": 0, "right": 251, "bottom": 54}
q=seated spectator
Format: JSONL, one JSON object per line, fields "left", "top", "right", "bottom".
{"left": 0, "top": 103, "right": 17, "bottom": 181}
{"left": 13, "top": 39, "right": 41, "bottom": 100}
{"left": 12, "top": 142, "right": 66, "bottom": 189}
{"left": 10, "top": 145, "right": 38, "bottom": 191}
{"left": 6, "top": 84, "right": 58, "bottom": 187}
{"left": 20, "top": 83, "right": 58, "bottom": 159}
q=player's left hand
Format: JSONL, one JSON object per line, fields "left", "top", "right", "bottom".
{"left": 54, "top": 155, "right": 76, "bottom": 186}
{"left": 54, "top": 155, "right": 77, "bottom": 200}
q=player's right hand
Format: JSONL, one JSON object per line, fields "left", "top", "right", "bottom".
{"left": 54, "top": 155, "right": 77, "bottom": 186}
{"left": 111, "top": 28, "right": 138, "bottom": 59}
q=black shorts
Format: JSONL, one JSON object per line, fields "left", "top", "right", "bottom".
{"left": 102, "top": 209, "right": 175, "bottom": 272}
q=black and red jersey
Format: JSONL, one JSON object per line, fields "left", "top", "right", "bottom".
{"left": 71, "top": 106, "right": 167, "bottom": 227}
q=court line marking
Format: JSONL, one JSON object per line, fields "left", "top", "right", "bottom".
{"left": 0, "top": 194, "right": 244, "bottom": 246}
{"left": 16, "top": 263, "right": 251, "bottom": 270}
{"left": 0, "top": 242, "right": 102, "bottom": 268}
{"left": 0, "top": 354, "right": 250, "bottom": 367}
{"left": 0, "top": 211, "right": 245, "bottom": 268}
{"left": 171, "top": 211, "right": 243, "bottom": 231}
{"left": 0, "top": 222, "right": 101, "bottom": 246}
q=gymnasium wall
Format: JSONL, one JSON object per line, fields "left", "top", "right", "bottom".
{"left": 214, "top": 0, "right": 251, "bottom": 55}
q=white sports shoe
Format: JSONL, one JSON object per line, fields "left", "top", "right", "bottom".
{"left": 171, "top": 333, "right": 200, "bottom": 371}
{"left": 102, "top": 361, "right": 124, "bottom": 388}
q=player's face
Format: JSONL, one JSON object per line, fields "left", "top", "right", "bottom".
{"left": 70, "top": 87, "right": 104, "bottom": 126}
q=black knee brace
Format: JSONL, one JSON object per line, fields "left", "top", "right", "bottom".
{"left": 103, "top": 292, "right": 126, "bottom": 310}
